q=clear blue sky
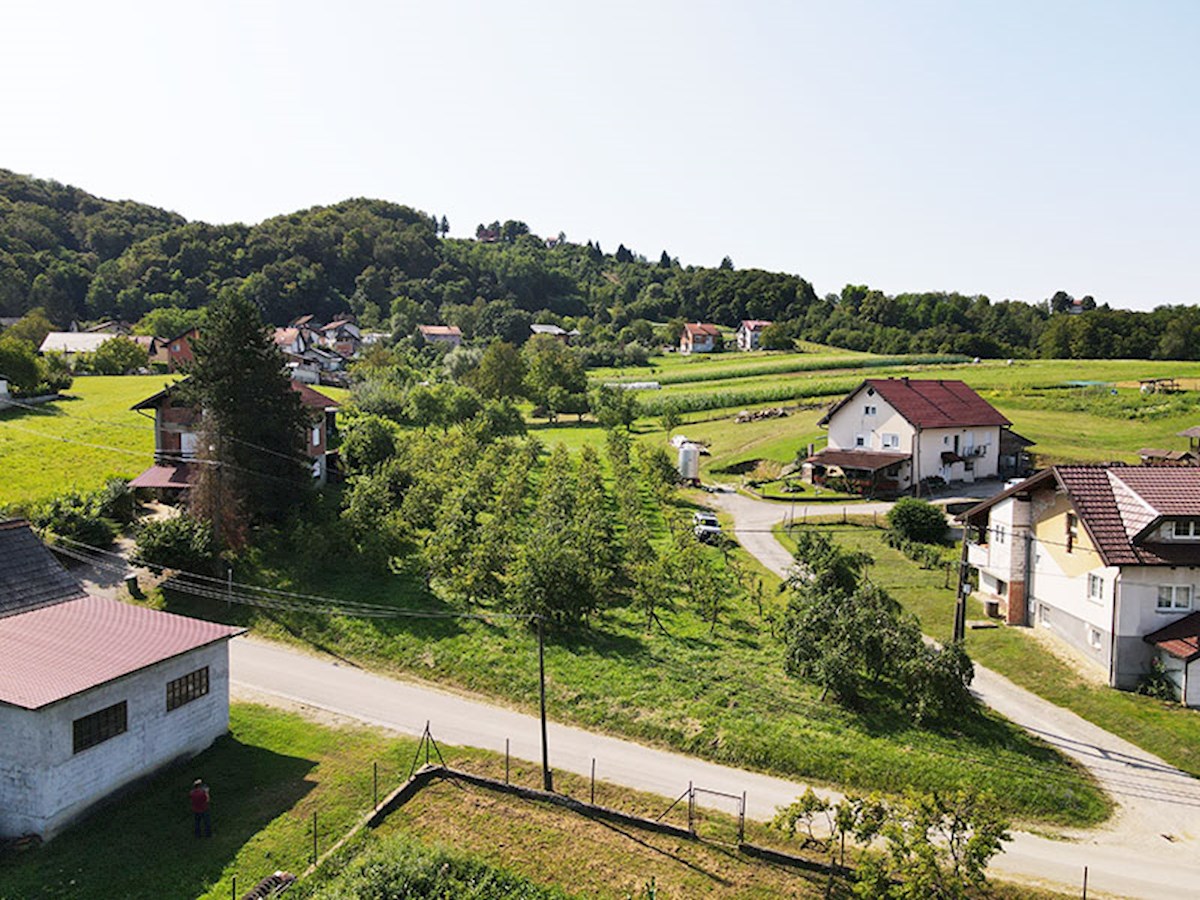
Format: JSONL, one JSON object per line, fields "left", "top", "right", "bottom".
{"left": 4, "top": 1, "right": 1198, "bottom": 310}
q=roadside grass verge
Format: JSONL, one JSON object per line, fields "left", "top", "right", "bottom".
{"left": 797, "top": 522, "right": 1200, "bottom": 780}
{"left": 154, "top": 509, "right": 1108, "bottom": 828}
{"left": 0, "top": 703, "right": 450, "bottom": 900}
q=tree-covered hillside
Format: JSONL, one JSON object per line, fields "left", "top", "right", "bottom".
{"left": 3, "top": 167, "right": 1199, "bottom": 359}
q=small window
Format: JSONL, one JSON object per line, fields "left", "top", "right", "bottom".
{"left": 995, "top": 524, "right": 1006, "bottom": 545}
{"left": 73, "top": 701, "right": 128, "bottom": 754}
{"left": 996, "top": 577, "right": 1008, "bottom": 597}
{"left": 1157, "top": 585, "right": 1193, "bottom": 612}
{"left": 943, "top": 436, "right": 950, "bottom": 445}
{"left": 1066, "top": 513, "right": 1079, "bottom": 553}
{"left": 1088, "top": 627, "right": 1102, "bottom": 649}
{"left": 311, "top": 425, "right": 321, "bottom": 447}
{"left": 1170, "top": 520, "right": 1200, "bottom": 540}
{"left": 864, "top": 405, "right": 877, "bottom": 416}
{"left": 1087, "top": 573, "right": 1104, "bottom": 603}
{"left": 881, "top": 433, "right": 899, "bottom": 449}
{"left": 855, "top": 434, "right": 866, "bottom": 448}
{"left": 166, "top": 667, "right": 210, "bottom": 711}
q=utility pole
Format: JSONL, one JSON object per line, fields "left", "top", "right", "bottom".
{"left": 538, "top": 617, "right": 553, "bottom": 792}
{"left": 954, "top": 520, "right": 970, "bottom": 642}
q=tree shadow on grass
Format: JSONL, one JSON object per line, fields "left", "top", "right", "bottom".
{"left": 0, "top": 735, "right": 317, "bottom": 900}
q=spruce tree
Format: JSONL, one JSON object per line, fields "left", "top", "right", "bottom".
{"left": 182, "top": 289, "right": 310, "bottom": 542}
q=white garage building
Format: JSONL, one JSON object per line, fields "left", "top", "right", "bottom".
{"left": 0, "top": 520, "right": 241, "bottom": 840}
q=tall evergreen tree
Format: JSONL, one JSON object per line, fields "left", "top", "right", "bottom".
{"left": 182, "top": 289, "right": 310, "bottom": 542}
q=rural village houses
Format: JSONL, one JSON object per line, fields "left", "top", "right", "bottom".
{"left": 963, "top": 465, "right": 1200, "bottom": 706}
{"left": 128, "top": 379, "right": 340, "bottom": 490}
{"left": 680, "top": 322, "right": 720, "bottom": 354}
{"left": 804, "top": 377, "right": 1032, "bottom": 496}
{"left": 417, "top": 324, "right": 464, "bottom": 348}
{"left": 735, "top": 319, "right": 772, "bottom": 351}
{"left": 0, "top": 520, "right": 241, "bottom": 841}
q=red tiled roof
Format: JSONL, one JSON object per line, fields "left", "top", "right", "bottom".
{"left": 0, "top": 596, "right": 242, "bottom": 709}
{"left": 291, "top": 381, "right": 339, "bottom": 410}
{"left": 130, "top": 463, "right": 197, "bottom": 490}
{"left": 806, "top": 449, "right": 910, "bottom": 472}
{"left": 1145, "top": 611, "right": 1200, "bottom": 661}
{"left": 274, "top": 328, "right": 301, "bottom": 345}
{"left": 684, "top": 323, "right": 720, "bottom": 337}
{"left": 739, "top": 320, "right": 772, "bottom": 330}
{"left": 820, "top": 379, "right": 1009, "bottom": 429}
{"left": 1110, "top": 467, "right": 1200, "bottom": 515}
{"left": 418, "top": 324, "right": 462, "bottom": 337}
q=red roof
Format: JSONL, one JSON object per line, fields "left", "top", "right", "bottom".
{"left": 1145, "top": 611, "right": 1200, "bottom": 661}
{"left": 130, "top": 463, "right": 197, "bottom": 489}
{"left": 417, "top": 324, "right": 463, "bottom": 337}
{"left": 820, "top": 379, "right": 1010, "bottom": 429}
{"left": 0, "top": 596, "right": 242, "bottom": 710}
{"left": 684, "top": 323, "right": 720, "bottom": 337}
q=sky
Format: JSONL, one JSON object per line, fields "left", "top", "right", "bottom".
{"left": 3, "top": 0, "right": 1198, "bottom": 311}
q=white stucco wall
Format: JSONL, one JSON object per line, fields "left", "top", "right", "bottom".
{"left": 0, "top": 641, "right": 232, "bottom": 840}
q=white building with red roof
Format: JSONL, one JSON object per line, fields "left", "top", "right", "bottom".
{"left": 0, "top": 520, "right": 242, "bottom": 840}
{"left": 962, "top": 466, "right": 1200, "bottom": 705}
{"left": 680, "top": 323, "right": 720, "bottom": 354}
{"left": 735, "top": 320, "right": 772, "bottom": 351}
{"left": 805, "top": 377, "right": 1024, "bottom": 496}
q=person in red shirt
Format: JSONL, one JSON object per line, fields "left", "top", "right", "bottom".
{"left": 189, "top": 778, "right": 212, "bottom": 838}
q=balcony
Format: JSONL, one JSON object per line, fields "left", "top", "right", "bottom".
{"left": 966, "top": 541, "right": 990, "bottom": 569}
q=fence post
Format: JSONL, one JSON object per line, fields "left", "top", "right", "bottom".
{"left": 1082, "top": 865, "right": 1088, "bottom": 899}
{"left": 373, "top": 761, "right": 378, "bottom": 811}
{"left": 505, "top": 738, "right": 510, "bottom": 785}
{"left": 591, "top": 758, "right": 596, "bottom": 805}
{"left": 312, "top": 810, "right": 317, "bottom": 865}
{"left": 687, "top": 781, "right": 694, "bottom": 834}
{"left": 738, "top": 791, "right": 746, "bottom": 843}
{"left": 231, "top": 875, "right": 236, "bottom": 900}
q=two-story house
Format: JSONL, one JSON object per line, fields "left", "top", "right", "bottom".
{"left": 417, "top": 324, "right": 464, "bottom": 348}
{"left": 128, "top": 379, "right": 339, "bottom": 490}
{"left": 680, "top": 323, "right": 720, "bottom": 354}
{"left": 319, "top": 320, "right": 361, "bottom": 357}
{"left": 735, "top": 320, "right": 772, "bottom": 351}
{"left": 804, "top": 378, "right": 1019, "bottom": 496}
{"left": 962, "top": 465, "right": 1200, "bottom": 705}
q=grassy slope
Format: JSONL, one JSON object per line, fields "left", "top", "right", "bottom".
{"left": 788, "top": 522, "right": 1200, "bottom": 780}
{"left": 0, "top": 375, "right": 175, "bottom": 509}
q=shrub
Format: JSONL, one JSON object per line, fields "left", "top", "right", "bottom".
{"left": 1136, "top": 658, "right": 1179, "bottom": 702}
{"left": 30, "top": 491, "right": 117, "bottom": 546}
{"left": 134, "top": 515, "right": 217, "bottom": 575}
{"left": 887, "top": 497, "right": 947, "bottom": 544}
{"left": 95, "top": 478, "right": 138, "bottom": 525}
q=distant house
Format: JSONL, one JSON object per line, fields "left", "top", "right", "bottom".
{"left": 417, "top": 324, "right": 464, "bottom": 348}
{"left": 165, "top": 328, "right": 199, "bottom": 373}
{"left": 320, "top": 320, "right": 361, "bottom": 357}
{"left": 736, "top": 320, "right": 772, "bottom": 351}
{"left": 129, "top": 379, "right": 340, "bottom": 489}
{"left": 273, "top": 327, "right": 310, "bottom": 356}
{"left": 962, "top": 465, "right": 1200, "bottom": 706}
{"left": 680, "top": 323, "right": 720, "bottom": 354}
{"left": 132, "top": 335, "right": 168, "bottom": 367}
{"left": 529, "top": 324, "right": 580, "bottom": 343}
{"left": 1138, "top": 448, "right": 1198, "bottom": 467}
{"left": 37, "top": 332, "right": 111, "bottom": 363}
{"left": 83, "top": 320, "right": 133, "bottom": 335}
{"left": 805, "top": 378, "right": 1021, "bottom": 496}
{"left": 0, "top": 520, "right": 241, "bottom": 841}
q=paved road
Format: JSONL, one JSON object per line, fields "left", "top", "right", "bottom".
{"left": 709, "top": 489, "right": 1200, "bottom": 899}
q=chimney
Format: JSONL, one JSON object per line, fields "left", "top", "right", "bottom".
{"left": 902, "top": 376, "right": 909, "bottom": 385}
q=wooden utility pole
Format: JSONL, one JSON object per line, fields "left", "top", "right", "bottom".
{"left": 538, "top": 618, "right": 553, "bottom": 792}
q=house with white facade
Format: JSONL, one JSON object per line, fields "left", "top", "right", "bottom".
{"left": 961, "top": 465, "right": 1200, "bottom": 705}
{"left": 680, "top": 323, "right": 720, "bottom": 354}
{"left": 735, "top": 320, "right": 772, "bottom": 351}
{"left": 804, "top": 378, "right": 1021, "bottom": 496}
{"left": 0, "top": 520, "right": 241, "bottom": 840}
{"left": 417, "top": 324, "right": 464, "bottom": 348}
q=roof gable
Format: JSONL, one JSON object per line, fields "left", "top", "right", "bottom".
{"left": 0, "top": 520, "right": 85, "bottom": 618}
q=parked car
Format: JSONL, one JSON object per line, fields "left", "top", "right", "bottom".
{"left": 693, "top": 511, "right": 721, "bottom": 543}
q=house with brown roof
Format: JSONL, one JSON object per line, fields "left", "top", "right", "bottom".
{"left": 417, "top": 324, "right": 463, "bottom": 348}
{"left": 129, "top": 379, "right": 340, "bottom": 489}
{"left": 962, "top": 465, "right": 1200, "bottom": 704}
{"left": 0, "top": 520, "right": 241, "bottom": 840}
{"left": 735, "top": 320, "right": 772, "bottom": 351}
{"left": 680, "top": 323, "right": 720, "bottom": 354}
{"left": 804, "top": 377, "right": 1025, "bottom": 496}
{"left": 165, "top": 327, "right": 199, "bottom": 373}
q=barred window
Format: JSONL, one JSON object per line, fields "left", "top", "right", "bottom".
{"left": 73, "top": 702, "right": 127, "bottom": 754}
{"left": 166, "top": 667, "right": 210, "bottom": 711}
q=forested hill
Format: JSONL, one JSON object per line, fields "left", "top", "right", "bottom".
{"left": 3, "top": 167, "right": 1199, "bottom": 359}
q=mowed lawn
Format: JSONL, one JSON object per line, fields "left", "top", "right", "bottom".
{"left": 0, "top": 375, "right": 175, "bottom": 510}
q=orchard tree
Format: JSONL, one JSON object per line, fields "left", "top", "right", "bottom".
{"left": 469, "top": 340, "right": 526, "bottom": 399}
{"left": 82, "top": 335, "right": 148, "bottom": 374}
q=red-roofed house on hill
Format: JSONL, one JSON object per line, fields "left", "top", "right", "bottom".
{"left": 804, "top": 378, "right": 1027, "bottom": 496}
{"left": 680, "top": 323, "right": 720, "bottom": 354}
{"left": 962, "top": 465, "right": 1200, "bottom": 705}
{"left": 165, "top": 327, "right": 198, "bottom": 373}
{"left": 735, "top": 320, "right": 772, "bottom": 351}
{"left": 417, "top": 324, "right": 463, "bottom": 348}
{"left": 0, "top": 520, "right": 242, "bottom": 840}
{"left": 129, "top": 378, "right": 340, "bottom": 490}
